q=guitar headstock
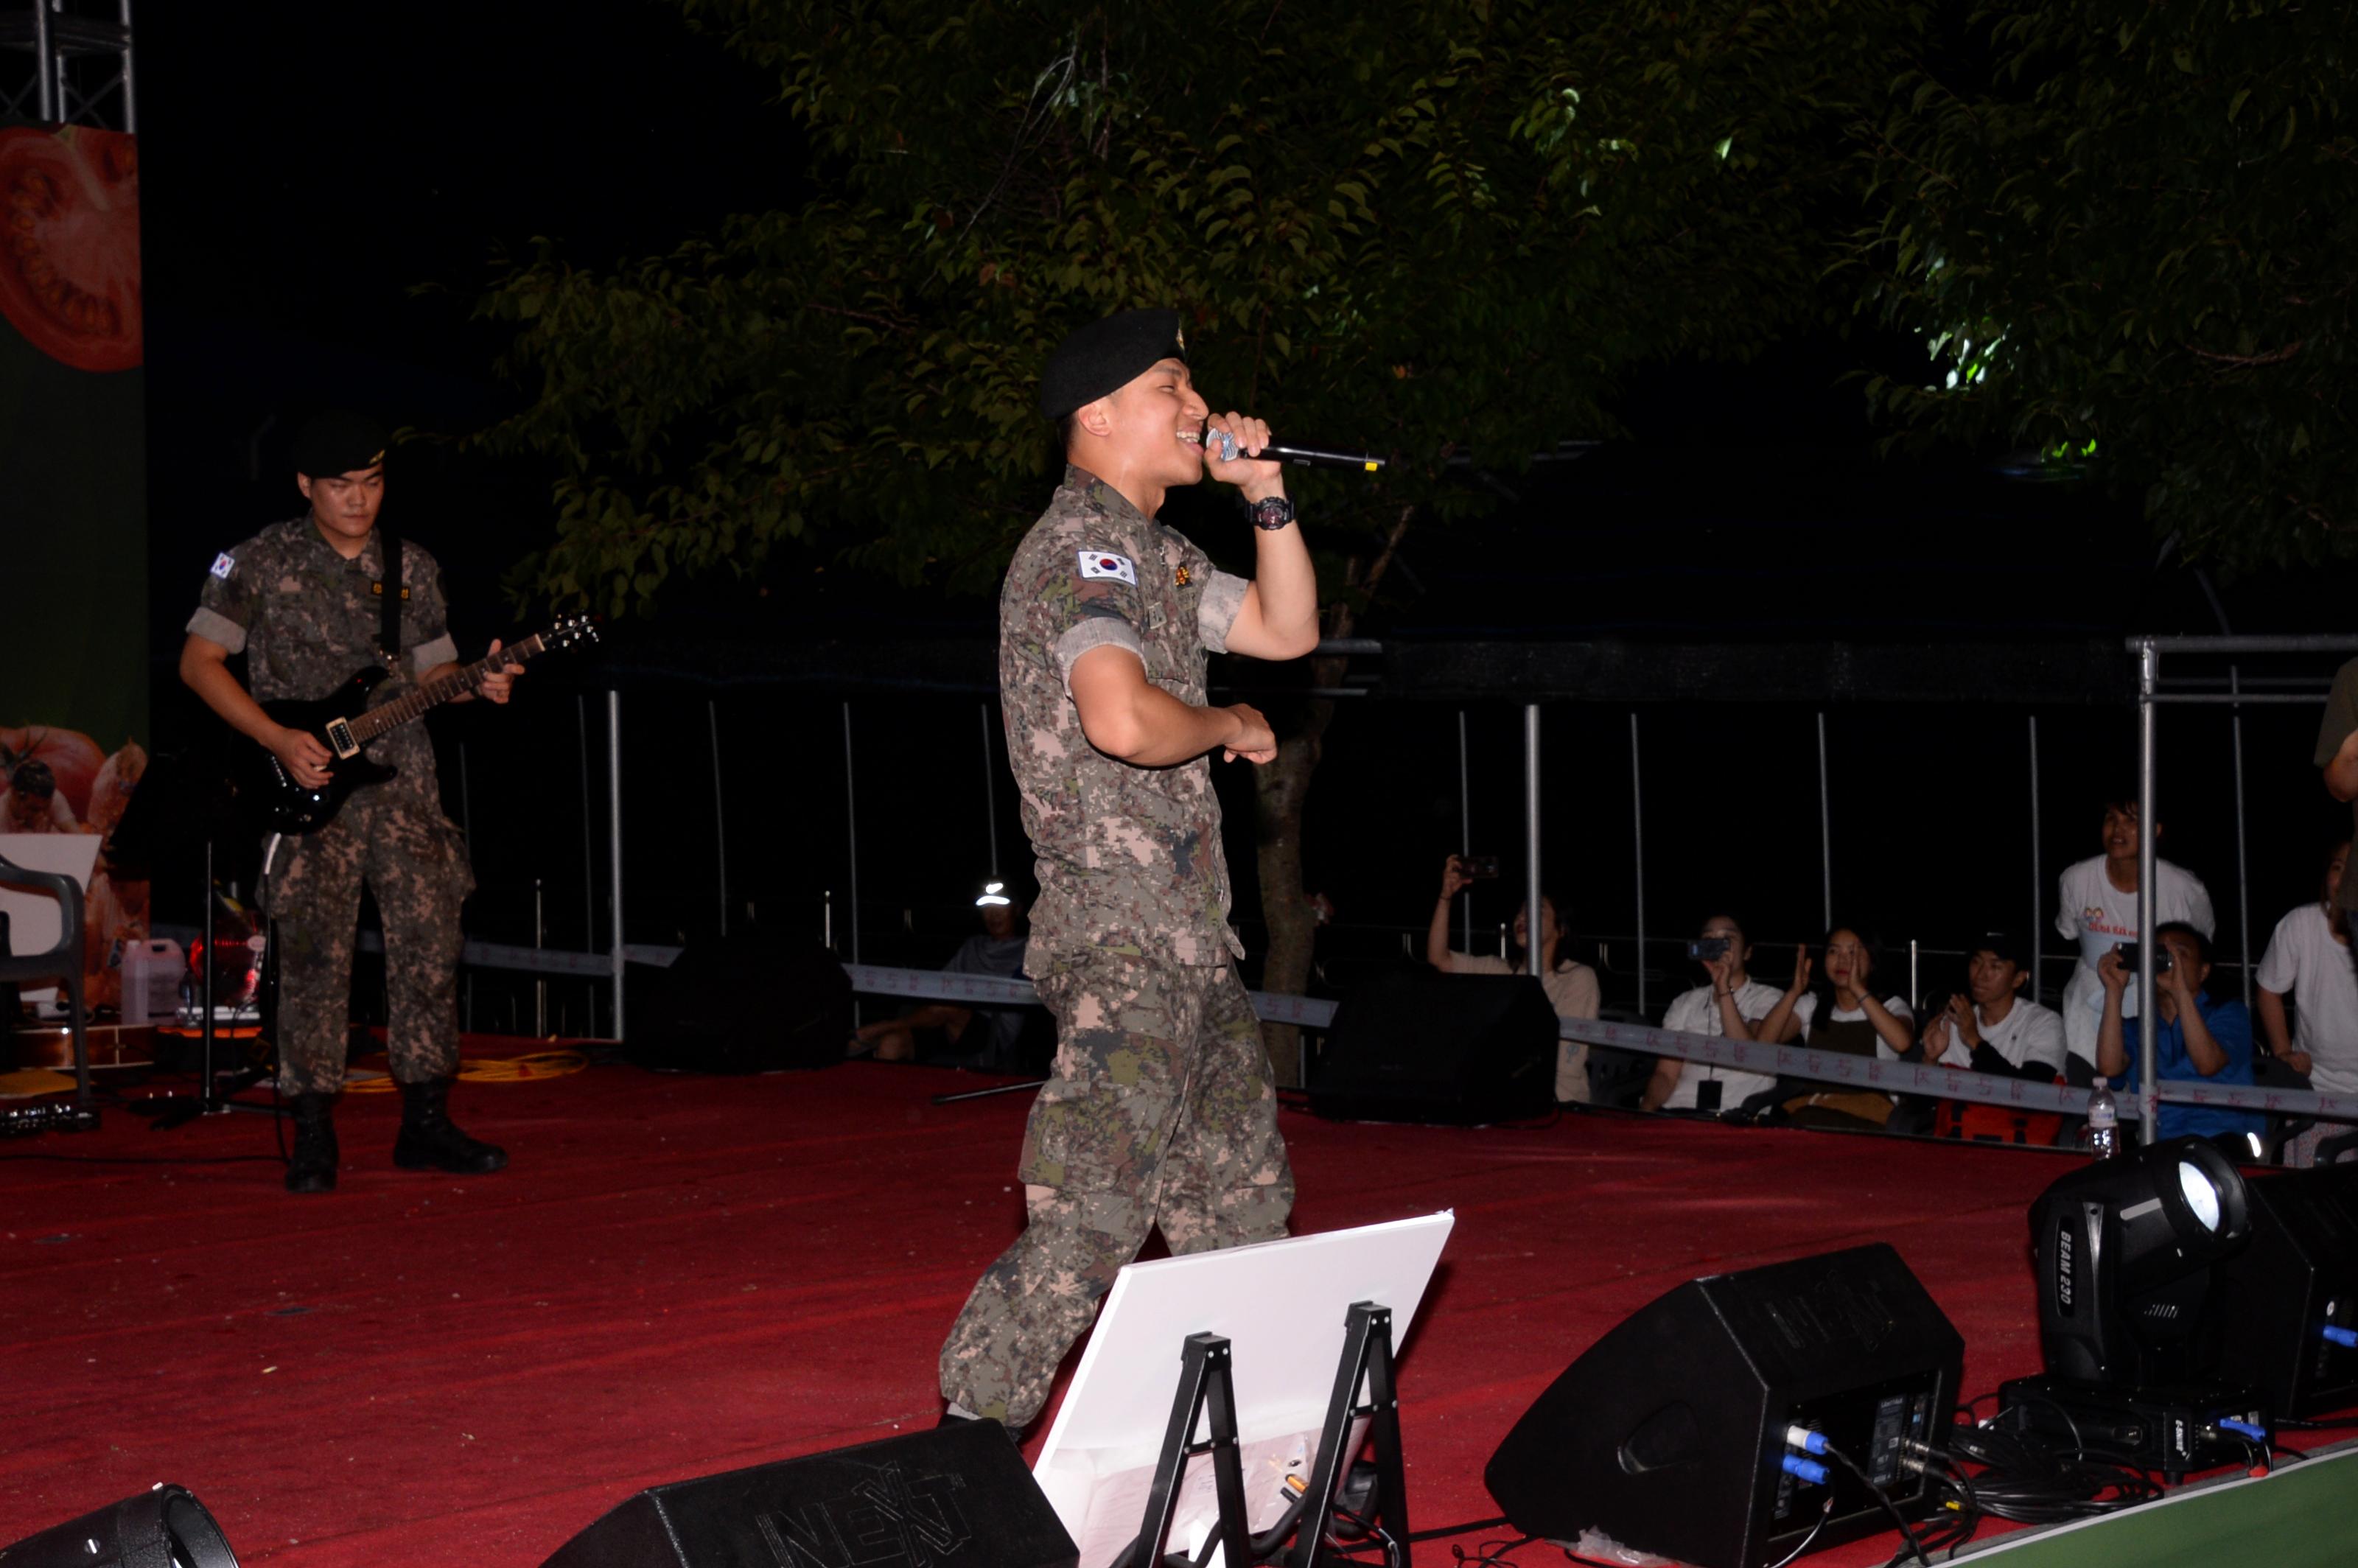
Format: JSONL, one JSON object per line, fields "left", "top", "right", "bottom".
{"left": 543, "top": 614, "right": 601, "bottom": 652}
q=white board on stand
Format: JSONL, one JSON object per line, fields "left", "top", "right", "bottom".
{"left": 1031, "top": 1211, "right": 1455, "bottom": 1568}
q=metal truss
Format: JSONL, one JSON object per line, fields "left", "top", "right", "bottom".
{"left": 0, "top": 1, "right": 136, "bottom": 132}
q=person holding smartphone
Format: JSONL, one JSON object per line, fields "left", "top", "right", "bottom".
{"left": 1640, "top": 914, "right": 1783, "bottom": 1114}
{"left": 1428, "top": 854, "right": 1600, "bottom": 1102}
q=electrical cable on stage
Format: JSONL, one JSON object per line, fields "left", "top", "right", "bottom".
{"left": 1817, "top": 1441, "right": 1932, "bottom": 1568}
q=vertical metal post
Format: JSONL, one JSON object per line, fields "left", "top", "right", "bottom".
{"left": 32, "top": 0, "right": 53, "bottom": 122}
{"left": 2135, "top": 641, "right": 2160, "bottom": 1133}
{"left": 1816, "top": 711, "right": 1833, "bottom": 929}
{"left": 118, "top": 0, "right": 138, "bottom": 133}
{"left": 2230, "top": 666, "right": 2253, "bottom": 1009}
{"left": 843, "top": 702, "right": 861, "bottom": 966}
{"left": 607, "top": 690, "right": 626, "bottom": 1042}
{"left": 1458, "top": 710, "right": 1472, "bottom": 953}
{"left": 1523, "top": 704, "right": 1542, "bottom": 978}
{"left": 709, "top": 699, "right": 730, "bottom": 937}
{"left": 457, "top": 742, "right": 474, "bottom": 855}
{"left": 533, "top": 879, "right": 547, "bottom": 1038}
{"left": 1631, "top": 711, "right": 1648, "bottom": 1017}
{"left": 2029, "top": 715, "right": 2043, "bottom": 1003}
{"left": 981, "top": 702, "right": 1001, "bottom": 881}
{"left": 578, "top": 693, "right": 597, "bottom": 1036}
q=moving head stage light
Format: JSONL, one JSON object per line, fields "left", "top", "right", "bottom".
{"left": 0, "top": 1485, "right": 240, "bottom": 1568}
{"left": 2006, "top": 1135, "right": 2266, "bottom": 1480}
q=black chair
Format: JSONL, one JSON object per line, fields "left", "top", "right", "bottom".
{"left": 0, "top": 851, "right": 93, "bottom": 1113}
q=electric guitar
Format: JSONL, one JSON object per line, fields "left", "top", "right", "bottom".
{"left": 249, "top": 615, "right": 598, "bottom": 833}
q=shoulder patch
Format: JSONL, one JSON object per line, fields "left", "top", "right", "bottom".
{"left": 1077, "top": 550, "right": 1138, "bottom": 586}
{"left": 210, "top": 552, "right": 236, "bottom": 580}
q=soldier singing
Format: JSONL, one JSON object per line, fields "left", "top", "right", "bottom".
{"left": 179, "top": 410, "right": 518, "bottom": 1194}
{"left": 938, "top": 309, "right": 1321, "bottom": 1432}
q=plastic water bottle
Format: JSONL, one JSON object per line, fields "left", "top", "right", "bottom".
{"left": 2081, "top": 1077, "right": 2120, "bottom": 1161}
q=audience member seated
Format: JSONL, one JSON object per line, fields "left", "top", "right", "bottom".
{"left": 1640, "top": 913, "right": 1783, "bottom": 1116}
{"left": 850, "top": 885, "right": 1032, "bottom": 1069}
{"left": 1920, "top": 931, "right": 2069, "bottom": 1144}
{"left": 1428, "top": 855, "right": 1600, "bottom": 1102}
{"left": 1923, "top": 931, "right": 2068, "bottom": 1079}
{"left": 2256, "top": 839, "right": 2358, "bottom": 1165}
{"left": 2057, "top": 796, "right": 2214, "bottom": 1076}
{"left": 2096, "top": 921, "right": 2267, "bottom": 1154}
{"left": 1756, "top": 928, "right": 1914, "bottom": 1130}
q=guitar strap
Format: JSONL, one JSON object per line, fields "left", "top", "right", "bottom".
{"left": 375, "top": 525, "right": 403, "bottom": 662}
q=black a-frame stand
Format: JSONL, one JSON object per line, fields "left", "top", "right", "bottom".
{"left": 1133, "top": 1301, "right": 1410, "bottom": 1568}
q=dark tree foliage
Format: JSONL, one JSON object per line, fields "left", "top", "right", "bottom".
{"left": 1858, "top": 0, "right": 2355, "bottom": 569}
{"left": 466, "top": 0, "right": 1914, "bottom": 1065}
{"left": 472, "top": 0, "right": 1912, "bottom": 615}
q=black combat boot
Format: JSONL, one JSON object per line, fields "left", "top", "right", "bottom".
{"left": 393, "top": 1077, "right": 508, "bottom": 1174}
{"left": 284, "top": 1092, "right": 339, "bottom": 1194}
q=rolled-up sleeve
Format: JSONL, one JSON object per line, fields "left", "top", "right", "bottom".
{"left": 1054, "top": 618, "right": 1144, "bottom": 685}
{"left": 185, "top": 605, "right": 247, "bottom": 654}
{"left": 1037, "top": 542, "right": 1147, "bottom": 693}
{"left": 187, "top": 553, "right": 254, "bottom": 653}
{"left": 1197, "top": 568, "right": 1248, "bottom": 654}
{"left": 406, "top": 552, "right": 459, "bottom": 674}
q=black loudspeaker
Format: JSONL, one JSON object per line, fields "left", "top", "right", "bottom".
{"left": 1486, "top": 1244, "right": 1964, "bottom": 1568}
{"left": 0, "top": 1485, "right": 241, "bottom": 1567}
{"left": 1309, "top": 966, "right": 1556, "bottom": 1124}
{"left": 626, "top": 934, "right": 853, "bottom": 1074}
{"left": 541, "top": 1421, "right": 1076, "bottom": 1568}
{"left": 2210, "top": 1161, "right": 2358, "bottom": 1417}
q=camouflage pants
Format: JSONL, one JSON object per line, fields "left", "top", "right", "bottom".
{"left": 939, "top": 953, "right": 1294, "bottom": 1427}
{"left": 262, "top": 787, "right": 473, "bottom": 1096}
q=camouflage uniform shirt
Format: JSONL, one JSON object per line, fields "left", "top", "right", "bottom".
{"left": 186, "top": 517, "right": 460, "bottom": 805}
{"left": 1000, "top": 467, "right": 1251, "bottom": 969}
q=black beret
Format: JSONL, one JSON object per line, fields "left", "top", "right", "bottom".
{"left": 1038, "top": 308, "right": 1188, "bottom": 419}
{"left": 1971, "top": 930, "right": 2032, "bottom": 968}
{"left": 290, "top": 410, "right": 391, "bottom": 478}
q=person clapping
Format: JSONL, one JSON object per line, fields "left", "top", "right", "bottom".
{"left": 1756, "top": 927, "right": 1914, "bottom": 1130}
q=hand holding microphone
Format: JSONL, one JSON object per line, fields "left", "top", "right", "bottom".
{"left": 1202, "top": 417, "right": 1385, "bottom": 472}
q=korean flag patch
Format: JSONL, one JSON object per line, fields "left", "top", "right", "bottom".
{"left": 1077, "top": 550, "right": 1138, "bottom": 587}
{"left": 210, "top": 552, "right": 237, "bottom": 580}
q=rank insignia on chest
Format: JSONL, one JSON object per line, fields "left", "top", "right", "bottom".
{"left": 371, "top": 581, "right": 411, "bottom": 601}
{"left": 1175, "top": 566, "right": 1191, "bottom": 587}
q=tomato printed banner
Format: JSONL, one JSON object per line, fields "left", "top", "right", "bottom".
{"left": 1, "top": 122, "right": 150, "bottom": 1012}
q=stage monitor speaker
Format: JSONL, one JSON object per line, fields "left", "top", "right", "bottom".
{"left": 1, "top": 1484, "right": 241, "bottom": 1568}
{"left": 625, "top": 933, "right": 852, "bottom": 1074}
{"left": 2209, "top": 1161, "right": 2358, "bottom": 1418}
{"left": 1486, "top": 1243, "right": 1963, "bottom": 1568}
{"left": 541, "top": 1420, "right": 1076, "bottom": 1568}
{"left": 1308, "top": 965, "right": 1556, "bottom": 1124}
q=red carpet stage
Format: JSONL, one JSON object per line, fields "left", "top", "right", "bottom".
{"left": 1, "top": 1046, "right": 2083, "bottom": 1566}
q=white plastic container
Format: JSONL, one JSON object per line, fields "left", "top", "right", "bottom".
{"left": 120, "top": 937, "right": 183, "bottom": 1026}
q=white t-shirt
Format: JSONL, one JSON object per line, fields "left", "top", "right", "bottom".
{"left": 2056, "top": 855, "right": 2215, "bottom": 968}
{"left": 1792, "top": 993, "right": 1916, "bottom": 1060}
{"left": 1659, "top": 979, "right": 1785, "bottom": 1110}
{"left": 1451, "top": 954, "right": 1601, "bottom": 1102}
{"left": 1924, "top": 997, "right": 2068, "bottom": 1075}
{"left": 2255, "top": 903, "right": 2358, "bottom": 1096}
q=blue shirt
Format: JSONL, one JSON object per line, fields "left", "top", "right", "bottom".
{"left": 2117, "top": 994, "right": 2267, "bottom": 1145}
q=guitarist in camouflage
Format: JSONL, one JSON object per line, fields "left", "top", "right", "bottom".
{"left": 180, "top": 410, "right": 517, "bottom": 1194}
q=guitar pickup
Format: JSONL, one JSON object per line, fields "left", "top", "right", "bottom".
{"left": 323, "top": 719, "right": 360, "bottom": 758}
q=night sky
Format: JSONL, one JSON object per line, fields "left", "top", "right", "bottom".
{"left": 122, "top": 2, "right": 2358, "bottom": 1030}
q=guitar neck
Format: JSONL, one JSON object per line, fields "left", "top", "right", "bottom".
{"left": 346, "top": 633, "right": 550, "bottom": 744}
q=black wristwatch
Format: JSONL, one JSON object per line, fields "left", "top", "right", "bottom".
{"left": 1249, "top": 495, "right": 1297, "bottom": 531}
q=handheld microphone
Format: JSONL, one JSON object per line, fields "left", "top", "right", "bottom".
{"left": 1206, "top": 425, "right": 1385, "bottom": 472}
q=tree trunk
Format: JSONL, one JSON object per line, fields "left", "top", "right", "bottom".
{"left": 1251, "top": 510, "right": 1411, "bottom": 1085}
{"left": 1253, "top": 671, "right": 1338, "bottom": 1087}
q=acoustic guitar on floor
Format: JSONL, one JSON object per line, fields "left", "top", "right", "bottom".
{"left": 251, "top": 615, "right": 598, "bottom": 833}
